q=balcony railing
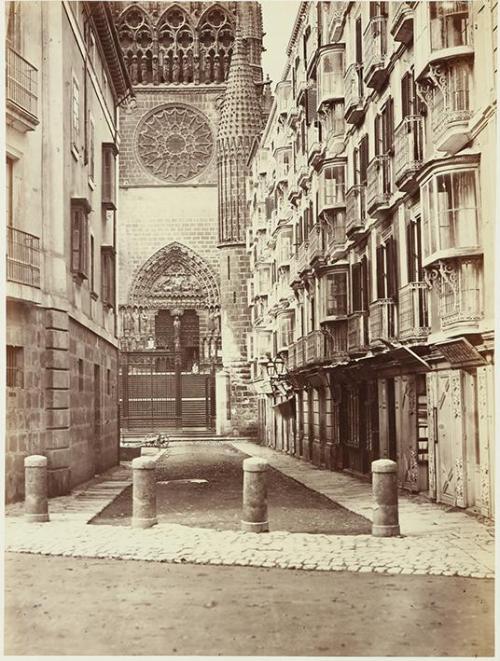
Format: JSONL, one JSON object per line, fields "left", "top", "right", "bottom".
{"left": 431, "top": 86, "right": 472, "bottom": 154}
{"left": 367, "top": 155, "right": 392, "bottom": 216}
{"left": 308, "top": 225, "right": 325, "bottom": 264}
{"left": 390, "top": 1, "right": 415, "bottom": 44}
{"left": 394, "top": 116, "right": 424, "bottom": 190}
{"left": 306, "top": 330, "right": 328, "bottom": 364}
{"left": 347, "top": 312, "right": 369, "bottom": 354}
{"left": 7, "top": 226, "right": 41, "bottom": 288}
{"left": 297, "top": 241, "right": 309, "bottom": 274}
{"left": 346, "top": 184, "right": 366, "bottom": 235}
{"left": 294, "top": 336, "right": 307, "bottom": 369}
{"left": 369, "top": 299, "right": 396, "bottom": 343}
{"left": 6, "top": 46, "right": 38, "bottom": 120}
{"left": 364, "top": 16, "right": 389, "bottom": 89}
{"left": 344, "top": 63, "right": 365, "bottom": 124}
{"left": 398, "top": 282, "right": 430, "bottom": 342}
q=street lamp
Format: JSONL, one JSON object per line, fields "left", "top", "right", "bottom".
{"left": 264, "top": 352, "right": 287, "bottom": 379}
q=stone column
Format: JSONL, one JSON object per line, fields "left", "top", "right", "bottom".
{"left": 372, "top": 459, "right": 400, "bottom": 537}
{"left": 132, "top": 457, "right": 157, "bottom": 529}
{"left": 241, "top": 457, "right": 269, "bottom": 532}
{"left": 24, "top": 455, "right": 49, "bottom": 522}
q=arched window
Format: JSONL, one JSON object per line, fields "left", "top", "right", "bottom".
{"left": 117, "top": 6, "right": 154, "bottom": 84}
{"left": 198, "top": 5, "right": 234, "bottom": 84}
{"left": 157, "top": 6, "right": 195, "bottom": 84}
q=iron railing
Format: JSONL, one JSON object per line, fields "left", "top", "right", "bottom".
{"left": 398, "top": 282, "right": 430, "bottom": 341}
{"left": 7, "top": 226, "right": 41, "bottom": 288}
{"left": 6, "top": 46, "right": 38, "bottom": 117}
{"left": 394, "top": 116, "right": 424, "bottom": 185}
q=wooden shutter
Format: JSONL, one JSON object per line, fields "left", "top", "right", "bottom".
{"left": 355, "top": 18, "right": 362, "bottom": 63}
{"left": 361, "top": 255, "right": 370, "bottom": 311}
{"left": 376, "top": 244, "right": 385, "bottom": 298}
{"left": 359, "top": 135, "right": 369, "bottom": 184}
{"left": 386, "top": 236, "right": 398, "bottom": 300}
{"left": 71, "top": 208, "right": 81, "bottom": 273}
{"left": 306, "top": 85, "right": 317, "bottom": 125}
{"left": 374, "top": 114, "right": 382, "bottom": 156}
{"left": 351, "top": 262, "right": 362, "bottom": 312}
{"left": 415, "top": 216, "right": 423, "bottom": 281}
{"left": 406, "top": 221, "right": 416, "bottom": 282}
{"left": 382, "top": 97, "right": 394, "bottom": 153}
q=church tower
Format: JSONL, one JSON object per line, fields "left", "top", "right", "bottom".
{"left": 217, "top": 22, "right": 263, "bottom": 435}
{"left": 112, "top": 2, "right": 264, "bottom": 435}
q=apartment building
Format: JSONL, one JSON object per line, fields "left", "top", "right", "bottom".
{"left": 5, "top": 1, "right": 132, "bottom": 501}
{"left": 247, "top": 1, "right": 496, "bottom": 517}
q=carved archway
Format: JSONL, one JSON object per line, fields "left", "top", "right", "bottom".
{"left": 129, "top": 241, "right": 220, "bottom": 309}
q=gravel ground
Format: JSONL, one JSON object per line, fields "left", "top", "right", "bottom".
{"left": 4, "top": 552, "right": 494, "bottom": 657}
{"left": 92, "top": 443, "right": 372, "bottom": 534}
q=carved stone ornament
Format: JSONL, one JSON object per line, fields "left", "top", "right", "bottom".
{"left": 137, "top": 104, "right": 214, "bottom": 182}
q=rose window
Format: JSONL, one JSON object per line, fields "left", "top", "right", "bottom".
{"left": 137, "top": 105, "right": 214, "bottom": 182}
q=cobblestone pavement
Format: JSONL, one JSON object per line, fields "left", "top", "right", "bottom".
{"left": 5, "top": 443, "right": 494, "bottom": 578}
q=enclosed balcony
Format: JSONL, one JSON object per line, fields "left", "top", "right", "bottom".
{"left": 7, "top": 227, "right": 41, "bottom": 288}
{"left": 307, "top": 225, "right": 325, "bottom": 266}
{"left": 390, "top": 1, "right": 415, "bottom": 44}
{"left": 430, "top": 2, "right": 472, "bottom": 54}
{"left": 347, "top": 312, "right": 369, "bottom": 355}
{"left": 427, "top": 257, "right": 483, "bottom": 333}
{"left": 297, "top": 241, "right": 310, "bottom": 275}
{"left": 317, "top": 45, "right": 345, "bottom": 112}
{"left": 318, "top": 163, "right": 346, "bottom": 218}
{"left": 6, "top": 46, "right": 39, "bottom": 132}
{"left": 344, "top": 63, "right": 365, "bottom": 124}
{"left": 398, "top": 282, "right": 430, "bottom": 342}
{"left": 276, "top": 81, "right": 292, "bottom": 118}
{"left": 277, "top": 313, "right": 294, "bottom": 352}
{"left": 430, "top": 63, "right": 473, "bottom": 154}
{"left": 305, "top": 330, "right": 331, "bottom": 365}
{"left": 366, "top": 155, "right": 392, "bottom": 217}
{"left": 328, "top": 1, "right": 349, "bottom": 42}
{"left": 364, "top": 16, "right": 390, "bottom": 90}
{"left": 307, "top": 122, "right": 324, "bottom": 168}
{"left": 369, "top": 299, "right": 396, "bottom": 344}
{"left": 394, "top": 116, "right": 424, "bottom": 192}
{"left": 293, "top": 336, "right": 307, "bottom": 369}
{"left": 346, "top": 184, "right": 367, "bottom": 236}
{"left": 326, "top": 210, "right": 347, "bottom": 260}
{"left": 421, "top": 167, "right": 480, "bottom": 267}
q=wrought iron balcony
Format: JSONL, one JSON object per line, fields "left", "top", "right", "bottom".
{"left": 390, "top": 1, "right": 415, "bottom": 44}
{"left": 364, "top": 16, "right": 389, "bottom": 90}
{"left": 6, "top": 46, "right": 39, "bottom": 131}
{"left": 398, "top": 282, "right": 430, "bottom": 342}
{"left": 344, "top": 63, "right": 365, "bottom": 124}
{"left": 394, "top": 116, "right": 424, "bottom": 192}
{"left": 346, "top": 184, "right": 367, "bottom": 236}
{"left": 366, "top": 155, "right": 392, "bottom": 217}
{"left": 347, "top": 312, "right": 369, "bottom": 355}
{"left": 369, "top": 299, "right": 396, "bottom": 344}
{"left": 7, "top": 226, "right": 41, "bottom": 288}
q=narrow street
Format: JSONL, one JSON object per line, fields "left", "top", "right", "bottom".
{"left": 4, "top": 553, "right": 493, "bottom": 657}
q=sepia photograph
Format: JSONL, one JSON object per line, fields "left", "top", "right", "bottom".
{"left": 3, "top": 0, "right": 496, "bottom": 656}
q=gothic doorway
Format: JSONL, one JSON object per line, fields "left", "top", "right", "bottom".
{"left": 118, "top": 242, "right": 221, "bottom": 431}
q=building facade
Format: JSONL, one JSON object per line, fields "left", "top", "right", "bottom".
{"left": 5, "top": 1, "right": 132, "bottom": 501}
{"left": 112, "top": 2, "right": 265, "bottom": 435}
{"left": 247, "top": 1, "right": 496, "bottom": 518}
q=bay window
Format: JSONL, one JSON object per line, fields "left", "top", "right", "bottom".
{"left": 421, "top": 168, "right": 479, "bottom": 260}
{"left": 429, "top": 1, "right": 471, "bottom": 51}
{"left": 324, "top": 270, "right": 348, "bottom": 318}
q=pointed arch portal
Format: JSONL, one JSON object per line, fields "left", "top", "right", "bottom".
{"left": 119, "top": 243, "right": 220, "bottom": 431}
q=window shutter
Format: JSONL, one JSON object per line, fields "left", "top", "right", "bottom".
{"left": 387, "top": 97, "right": 394, "bottom": 152}
{"left": 415, "top": 217, "right": 423, "bottom": 281}
{"left": 351, "top": 262, "right": 362, "bottom": 312}
{"left": 72, "top": 210, "right": 81, "bottom": 273}
{"left": 307, "top": 85, "right": 317, "bottom": 125}
{"left": 361, "top": 255, "right": 370, "bottom": 311}
{"left": 376, "top": 244, "right": 385, "bottom": 298}
{"left": 387, "top": 236, "right": 398, "bottom": 300}
{"left": 81, "top": 213, "right": 89, "bottom": 278}
{"left": 355, "top": 18, "right": 362, "bottom": 63}
{"left": 374, "top": 115, "right": 381, "bottom": 156}
{"left": 360, "top": 135, "right": 369, "bottom": 183}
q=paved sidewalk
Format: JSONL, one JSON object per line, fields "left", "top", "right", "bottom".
{"left": 4, "top": 442, "right": 494, "bottom": 578}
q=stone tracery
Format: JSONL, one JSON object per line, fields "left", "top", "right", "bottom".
{"left": 136, "top": 104, "right": 214, "bottom": 182}
{"left": 116, "top": 2, "right": 235, "bottom": 85}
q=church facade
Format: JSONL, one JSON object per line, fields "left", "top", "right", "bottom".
{"left": 112, "top": 2, "right": 265, "bottom": 434}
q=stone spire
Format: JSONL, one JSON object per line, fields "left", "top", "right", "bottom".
{"left": 217, "top": 23, "right": 262, "bottom": 245}
{"left": 217, "top": 25, "right": 262, "bottom": 143}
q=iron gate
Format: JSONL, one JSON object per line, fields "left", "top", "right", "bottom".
{"left": 119, "top": 351, "right": 216, "bottom": 430}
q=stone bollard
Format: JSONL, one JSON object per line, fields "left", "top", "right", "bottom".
{"left": 371, "top": 459, "right": 400, "bottom": 537}
{"left": 241, "top": 457, "right": 269, "bottom": 533}
{"left": 132, "top": 457, "right": 157, "bottom": 529}
{"left": 24, "top": 455, "right": 49, "bottom": 523}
